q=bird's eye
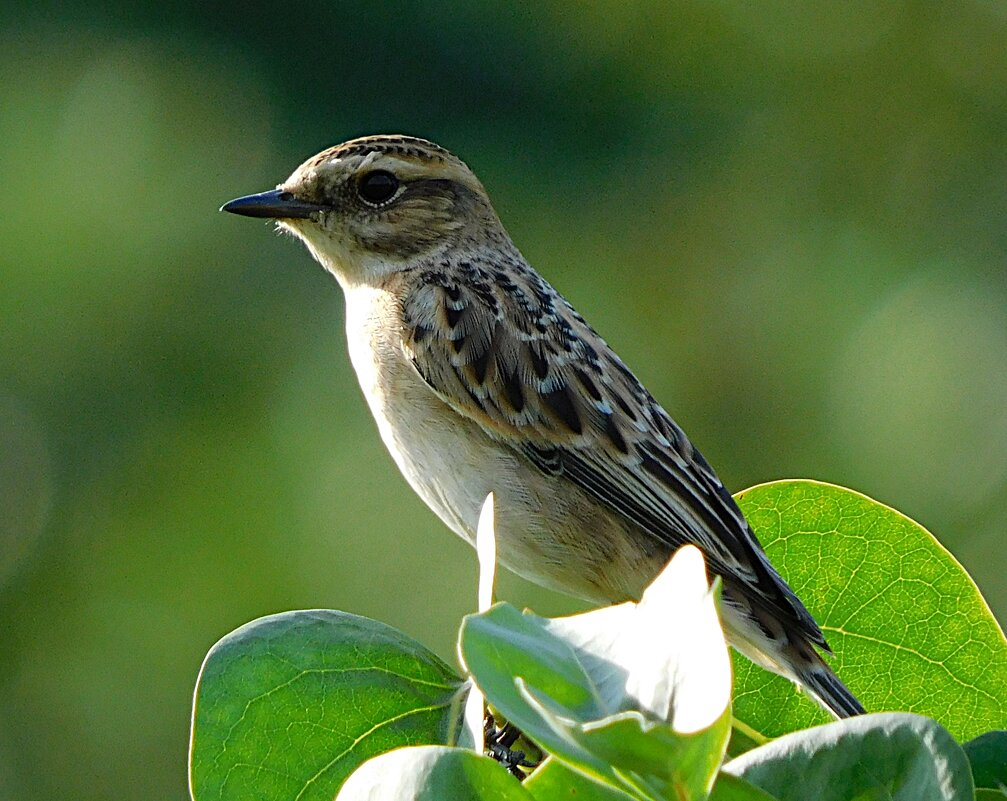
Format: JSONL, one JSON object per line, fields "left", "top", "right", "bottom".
{"left": 357, "top": 170, "right": 400, "bottom": 206}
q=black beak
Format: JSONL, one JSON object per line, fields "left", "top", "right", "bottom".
{"left": 220, "top": 189, "right": 328, "bottom": 220}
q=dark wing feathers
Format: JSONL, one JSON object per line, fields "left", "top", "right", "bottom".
{"left": 401, "top": 262, "right": 826, "bottom": 649}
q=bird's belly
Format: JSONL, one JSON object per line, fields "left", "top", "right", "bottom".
{"left": 352, "top": 348, "right": 658, "bottom": 602}
{"left": 376, "top": 396, "right": 640, "bottom": 601}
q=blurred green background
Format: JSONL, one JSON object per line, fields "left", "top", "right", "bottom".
{"left": 2, "top": 2, "right": 1005, "bottom": 799}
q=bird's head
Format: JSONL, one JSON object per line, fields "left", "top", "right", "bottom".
{"left": 222, "top": 135, "right": 506, "bottom": 287}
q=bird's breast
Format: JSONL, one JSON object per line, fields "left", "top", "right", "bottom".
{"left": 342, "top": 282, "right": 498, "bottom": 540}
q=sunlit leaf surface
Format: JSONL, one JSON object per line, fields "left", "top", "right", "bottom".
{"left": 732, "top": 481, "right": 1007, "bottom": 744}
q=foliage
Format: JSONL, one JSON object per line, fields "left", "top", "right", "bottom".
{"left": 722, "top": 713, "right": 974, "bottom": 801}
{"left": 731, "top": 481, "right": 1007, "bottom": 746}
{"left": 190, "top": 482, "right": 1006, "bottom": 801}
{"left": 189, "top": 610, "right": 466, "bottom": 800}
{"left": 962, "top": 731, "right": 1007, "bottom": 793}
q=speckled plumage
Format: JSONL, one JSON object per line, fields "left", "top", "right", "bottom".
{"left": 223, "top": 134, "right": 864, "bottom": 718}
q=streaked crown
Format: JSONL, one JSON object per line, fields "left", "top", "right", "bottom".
{"left": 287, "top": 135, "right": 488, "bottom": 200}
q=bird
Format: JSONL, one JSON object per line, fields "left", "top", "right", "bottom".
{"left": 221, "top": 134, "right": 864, "bottom": 718}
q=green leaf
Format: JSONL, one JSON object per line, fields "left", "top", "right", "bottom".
{"left": 975, "top": 790, "right": 1007, "bottom": 800}
{"left": 726, "top": 723, "right": 765, "bottom": 758}
{"left": 723, "top": 712, "right": 974, "bottom": 801}
{"left": 460, "top": 546, "right": 731, "bottom": 801}
{"left": 334, "top": 745, "right": 533, "bottom": 801}
{"left": 732, "top": 480, "right": 1007, "bottom": 744}
{"left": 963, "top": 730, "right": 1007, "bottom": 791}
{"left": 525, "top": 758, "right": 637, "bottom": 800}
{"left": 708, "top": 774, "right": 780, "bottom": 801}
{"left": 190, "top": 610, "right": 466, "bottom": 801}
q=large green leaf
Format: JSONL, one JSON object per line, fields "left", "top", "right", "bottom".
{"left": 723, "top": 712, "right": 974, "bottom": 801}
{"left": 460, "top": 546, "right": 732, "bottom": 801}
{"left": 732, "top": 480, "right": 1007, "bottom": 743}
{"left": 189, "top": 610, "right": 466, "bottom": 801}
{"left": 335, "top": 746, "right": 533, "bottom": 801}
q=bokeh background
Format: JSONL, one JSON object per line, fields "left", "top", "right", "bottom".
{"left": 2, "top": 2, "right": 1006, "bottom": 799}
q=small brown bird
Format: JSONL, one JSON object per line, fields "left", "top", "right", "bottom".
{"left": 222, "top": 135, "right": 863, "bottom": 717}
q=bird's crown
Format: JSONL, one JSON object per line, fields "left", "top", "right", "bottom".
{"left": 286, "top": 134, "right": 489, "bottom": 205}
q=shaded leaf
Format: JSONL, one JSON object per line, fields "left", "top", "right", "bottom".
{"left": 726, "top": 723, "right": 765, "bottom": 758}
{"left": 708, "top": 773, "right": 780, "bottom": 801}
{"left": 723, "top": 712, "right": 974, "bottom": 801}
{"left": 963, "top": 730, "right": 1007, "bottom": 792}
{"left": 732, "top": 480, "right": 1007, "bottom": 743}
{"left": 519, "top": 688, "right": 729, "bottom": 801}
{"left": 335, "top": 745, "right": 533, "bottom": 801}
{"left": 190, "top": 610, "right": 466, "bottom": 801}
{"left": 525, "top": 758, "right": 637, "bottom": 800}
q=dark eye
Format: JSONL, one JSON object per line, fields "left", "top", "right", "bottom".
{"left": 357, "top": 170, "right": 399, "bottom": 205}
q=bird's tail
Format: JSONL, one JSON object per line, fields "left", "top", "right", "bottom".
{"left": 722, "top": 595, "right": 865, "bottom": 718}
{"left": 737, "top": 632, "right": 865, "bottom": 718}
{"left": 795, "top": 656, "right": 865, "bottom": 718}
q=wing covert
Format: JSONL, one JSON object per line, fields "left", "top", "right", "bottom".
{"left": 400, "top": 260, "right": 826, "bottom": 648}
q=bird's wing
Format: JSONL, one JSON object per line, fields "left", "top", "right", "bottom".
{"left": 400, "top": 262, "right": 826, "bottom": 648}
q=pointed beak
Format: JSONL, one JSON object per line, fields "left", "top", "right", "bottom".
{"left": 220, "top": 189, "right": 328, "bottom": 220}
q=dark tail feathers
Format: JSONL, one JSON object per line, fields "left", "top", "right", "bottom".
{"left": 801, "top": 664, "right": 865, "bottom": 718}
